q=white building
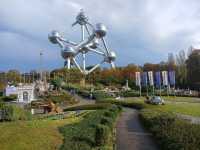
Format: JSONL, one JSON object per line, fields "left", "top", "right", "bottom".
{"left": 5, "top": 83, "right": 36, "bottom": 103}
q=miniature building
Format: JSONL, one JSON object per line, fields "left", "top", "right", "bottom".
{"left": 5, "top": 83, "right": 36, "bottom": 103}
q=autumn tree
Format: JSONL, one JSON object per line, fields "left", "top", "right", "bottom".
{"left": 186, "top": 50, "right": 200, "bottom": 87}
{"left": 176, "top": 50, "right": 187, "bottom": 87}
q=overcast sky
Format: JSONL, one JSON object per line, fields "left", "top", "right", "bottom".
{"left": 1, "top": 0, "right": 200, "bottom": 71}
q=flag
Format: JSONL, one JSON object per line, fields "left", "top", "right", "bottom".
{"left": 169, "top": 71, "right": 175, "bottom": 85}
{"left": 155, "top": 71, "right": 161, "bottom": 87}
{"left": 162, "top": 71, "right": 168, "bottom": 86}
{"left": 148, "top": 71, "right": 154, "bottom": 86}
{"left": 135, "top": 72, "right": 141, "bottom": 86}
{"left": 141, "top": 72, "right": 148, "bottom": 86}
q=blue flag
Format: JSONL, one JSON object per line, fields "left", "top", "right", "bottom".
{"left": 155, "top": 71, "right": 161, "bottom": 87}
{"left": 141, "top": 72, "right": 148, "bottom": 87}
{"left": 168, "top": 71, "right": 175, "bottom": 85}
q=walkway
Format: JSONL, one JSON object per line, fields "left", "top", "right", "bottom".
{"left": 116, "top": 108, "right": 159, "bottom": 150}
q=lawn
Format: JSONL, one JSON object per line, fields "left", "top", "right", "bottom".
{"left": 102, "top": 97, "right": 200, "bottom": 117}
{"left": 0, "top": 116, "right": 81, "bottom": 150}
{"left": 147, "top": 102, "right": 200, "bottom": 117}
{"left": 163, "top": 96, "right": 200, "bottom": 103}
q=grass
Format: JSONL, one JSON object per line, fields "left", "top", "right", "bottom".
{"left": 0, "top": 116, "right": 81, "bottom": 150}
{"left": 163, "top": 96, "right": 200, "bottom": 103}
{"left": 150, "top": 102, "right": 200, "bottom": 117}
{"left": 101, "top": 97, "right": 200, "bottom": 117}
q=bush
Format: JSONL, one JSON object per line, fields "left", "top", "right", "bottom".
{"left": 1, "top": 95, "right": 17, "bottom": 102}
{"left": 64, "top": 103, "right": 112, "bottom": 111}
{"left": 140, "top": 109, "right": 200, "bottom": 150}
{"left": 0, "top": 91, "right": 3, "bottom": 97}
{"left": 60, "top": 105, "right": 121, "bottom": 150}
{"left": 44, "top": 92, "right": 77, "bottom": 105}
{"left": 120, "top": 90, "right": 140, "bottom": 97}
{"left": 97, "top": 99, "right": 145, "bottom": 110}
{"left": 77, "top": 90, "right": 90, "bottom": 98}
{"left": 92, "top": 91, "right": 113, "bottom": 100}
{"left": 95, "top": 124, "right": 110, "bottom": 146}
{"left": 0, "top": 104, "right": 32, "bottom": 121}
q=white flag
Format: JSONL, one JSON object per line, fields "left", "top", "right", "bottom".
{"left": 135, "top": 72, "right": 141, "bottom": 86}
{"left": 162, "top": 71, "right": 168, "bottom": 85}
{"left": 148, "top": 71, "right": 154, "bottom": 86}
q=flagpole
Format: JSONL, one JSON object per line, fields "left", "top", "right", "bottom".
{"left": 160, "top": 85, "right": 161, "bottom": 96}
{"left": 153, "top": 85, "right": 155, "bottom": 96}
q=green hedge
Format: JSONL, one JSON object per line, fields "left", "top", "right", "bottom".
{"left": 95, "top": 105, "right": 122, "bottom": 149}
{"left": 42, "top": 92, "right": 77, "bottom": 105}
{"left": 139, "top": 109, "right": 200, "bottom": 150}
{"left": 97, "top": 99, "right": 145, "bottom": 110}
{"left": 0, "top": 103, "right": 32, "bottom": 121}
{"left": 0, "top": 95, "right": 17, "bottom": 102}
{"left": 92, "top": 91, "right": 113, "bottom": 100}
{"left": 60, "top": 105, "right": 121, "bottom": 150}
{"left": 64, "top": 103, "right": 112, "bottom": 111}
{"left": 119, "top": 90, "right": 140, "bottom": 97}
{"left": 95, "top": 124, "right": 110, "bottom": 146}
{"left": 0, "top": 91, "right": 3, "bottom": 97}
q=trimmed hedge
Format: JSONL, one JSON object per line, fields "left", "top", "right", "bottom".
{"left": 97, "top": 99, "right": 145, "bottom": 110}
{"left": 139, "top": 109, "right": 200, "bottom": 150}
{"left": 119, "top": 90, "right": 140, "bottom": 97}
{"left": 64, "top": 103, "right": 112, "bottom": 111}
{"left": 95, "top": 105, "right": 122, "bottom": 149}
{"left": 95, "top": 124, "right": 110, "bottom": 146}
{"left": 60, "top": 105, "right": 121, "bottom": 150}
{"left": 92, "top": 91, "right": 113, "bottom": 100}
{"left": 0, "top": 95, "right": 17, "bottom": 102}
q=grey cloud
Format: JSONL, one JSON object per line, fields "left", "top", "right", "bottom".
{"left": 0, "top": 0, "right": 200, "bottom": 71}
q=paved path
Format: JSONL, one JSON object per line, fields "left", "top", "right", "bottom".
{"left": 116, "top": 108, "right": 159, "bottom": 150}
{"left": 62, "top": 90, "right": 95, "bottom": 109}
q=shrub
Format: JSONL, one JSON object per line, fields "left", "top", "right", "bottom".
{"left": 100, "top": 116, "right": 113, "bottom": 128}
{"left": 120, "top": 90, "right": 140, "bottom": 97}
{"left": 1, "top": 95, "right": 17, "bottom": 102}
{"left": 64, "top": 103, "right": 112, "bottom": 111}
{"left": 43, "top": 92, "right": 77, "bottom": 105}
{"left": 77, "top": 90, "right": 90, "bottom": 98}
{"left": 0, "top": 104, "right": 32, "bottom": 121}
{"left": 60, "top": 105, "right": 121, "bottom": 149}
{"left": 140, "top": 109, "right": 200, "bottom": 150}
{"left": 95, "top": 124, "right": 110, "bottom": 146}
{"left": 0, "top": 91, "right": 3, "bottom": 97}
{"left": 92, "top": 91, "right": 112, "bottom": 100}
{"left": 97, "top": 99, "right": 145, "bottom": 110}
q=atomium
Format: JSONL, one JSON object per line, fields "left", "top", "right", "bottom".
{"left": 48, "top": 9, "right": 117, "bottom": 75}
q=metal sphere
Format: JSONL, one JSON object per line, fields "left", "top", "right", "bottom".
{"left": 48, "top": 30, "right": 60, "bottom": 44}
{"left": 108, "top": 51, "right": 116, "bottom": 61}
{"left": 90, "top": 38, "right": 99, "bottom": 49}
{"left": 61, "top": 45, "right": 76, "bottom": 59}
{"left": 76, "top": 10, "right": 88, "bottom": 25}
{"left": 95, "top": 23, "right": 107, "bottom": 38}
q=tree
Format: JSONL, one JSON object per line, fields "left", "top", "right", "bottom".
{"left": 6, "top": 70, "right": 20, "bottom": 84}
{"left": 51, "top": 78, "right": 63, "bottom": 91}
{"left": 176, "top": 50, "right": 187, "bottom": 87}
{"left": 168, "top": 53, "right": 176, "bottom": 70}
{"left": 186, "top": 50, "right": 200, "bottom": 87}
